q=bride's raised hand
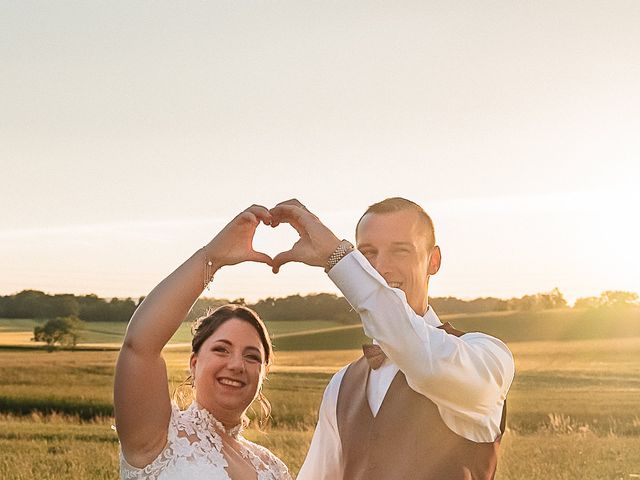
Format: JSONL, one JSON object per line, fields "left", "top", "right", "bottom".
{"left": 205, "top": 205, "right": 274, "bottom": 269}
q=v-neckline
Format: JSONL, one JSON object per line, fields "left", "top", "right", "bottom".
{"left": 364, "top": 362, "right": 403, "bottom": 419}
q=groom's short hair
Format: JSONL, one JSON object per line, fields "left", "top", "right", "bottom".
{"left": 355, "top": 197, "right": 436, "bottom": 249}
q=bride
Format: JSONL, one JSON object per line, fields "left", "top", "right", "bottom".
{"left": 114, "top": 205, "right": 291, "bottom": 479}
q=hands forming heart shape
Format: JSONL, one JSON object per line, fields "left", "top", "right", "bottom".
{"left": 205, "top": 200, "right": 342, "bottom": 274}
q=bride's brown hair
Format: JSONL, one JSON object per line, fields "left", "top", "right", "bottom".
{"left": 174, "top": 304, "right": 273, "bottom": 429}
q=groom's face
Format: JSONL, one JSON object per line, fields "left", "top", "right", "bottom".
{"left": 356, "top": 209, "right": 440, "bottom": 316}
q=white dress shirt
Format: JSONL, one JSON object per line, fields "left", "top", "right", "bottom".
{"left": 296, "top": 251, "right": 515, "bottom": 480}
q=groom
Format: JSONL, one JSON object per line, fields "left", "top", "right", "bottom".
{"left": 269, "top": 197, "right": 514, "bottom": 480}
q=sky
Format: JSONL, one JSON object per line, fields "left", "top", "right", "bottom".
{"left": 2, "top": 1, "right": 639, "bottom": 305}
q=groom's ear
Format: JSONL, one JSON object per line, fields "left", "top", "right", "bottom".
{"left": 427, "top": 246, "right": 441, "bottom": 275}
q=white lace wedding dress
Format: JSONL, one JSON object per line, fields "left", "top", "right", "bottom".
{"left": 120, "top": 402, "right": 291, "bottom": 480}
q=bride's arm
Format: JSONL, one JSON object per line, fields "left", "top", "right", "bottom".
{"left": 114, "top": 205, "right": 273, "bottom": 468}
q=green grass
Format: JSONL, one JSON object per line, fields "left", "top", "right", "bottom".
{"left": 0, "top": 319, "right": 42, "bottom": 332}
{"left": 273, "top": 324, "right": 368, "bottom": 351}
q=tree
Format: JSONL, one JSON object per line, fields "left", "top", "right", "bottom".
{"left": 108, "top": 297, "right": 137, "bottom": 322}
{"left": 574, "top": 296, "right": 600, "bottom": 309}
{"left": 574, "top": 291, "right": 639, "bottom": 309}
{"left": 599, "top": 290, "right": 639, "bottom": 307}
{"left": 32, "top": 316, "right": 84, "bottom": 351}
{"left": 538, "top": 288, "right": 568, "bottom": 309}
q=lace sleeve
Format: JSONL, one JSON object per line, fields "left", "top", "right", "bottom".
{"left": 262, "top": 449, "right": 292, "bottom": 480}
{"left": 242, "top": 439, "right": 292, "bottom": 480}
{"left": 119, "top": 403, "right": 180, "bottom": 479}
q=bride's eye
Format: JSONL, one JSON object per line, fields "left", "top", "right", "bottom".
{"left": 244, "top": 354, "right": 262, "bottom": 363}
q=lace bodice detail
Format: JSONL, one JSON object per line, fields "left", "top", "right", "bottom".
{"left": 120, "top": 402, "right": 291, "bottom": 480}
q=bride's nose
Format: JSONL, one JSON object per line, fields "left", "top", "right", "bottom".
{"left": 226, "top": 352, "right": 245, "bottom": 372}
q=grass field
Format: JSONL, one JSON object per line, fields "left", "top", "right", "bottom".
{"left": 2, "top": 306, "right": 638, "bottom": 349}
{"left": 1, "top": 310, "right": 639, "bottom": 479}
{"left": 0, "top": 318, "right": 346, "bottom": 346}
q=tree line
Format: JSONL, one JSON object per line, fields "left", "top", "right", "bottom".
{"left": 1, "top": 288, "right": 637, "bottom": 324}
{"left": 0, "top": 291, "right": 137, "bottom": 323}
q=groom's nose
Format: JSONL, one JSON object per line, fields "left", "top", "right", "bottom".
{"left": 371, "top": 253, "right": 393, "bottom": 277}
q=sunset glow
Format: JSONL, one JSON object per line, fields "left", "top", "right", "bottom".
{"left": 2, "top": 1, "right": 639, "bottom": 305}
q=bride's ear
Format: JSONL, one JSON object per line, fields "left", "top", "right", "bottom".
{"left": 189, "top": 352, "right": 197, "bottom": 377}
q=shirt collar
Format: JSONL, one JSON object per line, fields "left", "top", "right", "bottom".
{"left": 423, "top": 305, "right": 442, "bottom": 327}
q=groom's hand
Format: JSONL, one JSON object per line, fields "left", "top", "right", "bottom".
{"left": 269, "top": 199, "right": 341, "bottom": 273}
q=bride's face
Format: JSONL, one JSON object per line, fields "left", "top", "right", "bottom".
{"left": 190, "top": 318, "right": 266, "bottom": 424}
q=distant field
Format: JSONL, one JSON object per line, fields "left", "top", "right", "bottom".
{"left": 2, "top": 306, "right": 638, "bottom": 349}
{"left": 447, "top": 307, "right": 640, "bottom": 342}
{"left": 0, "top": 318, "right": 345, "bottom": 346}
{"left": 274, "top": 306, "right": 640, "bottom": 350}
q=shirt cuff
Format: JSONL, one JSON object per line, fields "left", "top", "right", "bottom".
{"left": 327, "top": 249, "right": 385, "bottom": 308}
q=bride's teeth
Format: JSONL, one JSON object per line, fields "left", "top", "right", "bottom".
{"left": 219, "top": 378, "right": 243, "bottom": 387}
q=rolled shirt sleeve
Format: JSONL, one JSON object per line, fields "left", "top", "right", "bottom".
{"left": 328, "top": 250, "right": 515, "bottom": 442}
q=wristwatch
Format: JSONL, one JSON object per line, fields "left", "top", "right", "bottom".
{"left": 325, "top": 239, "right": 355, "bottom": 273}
